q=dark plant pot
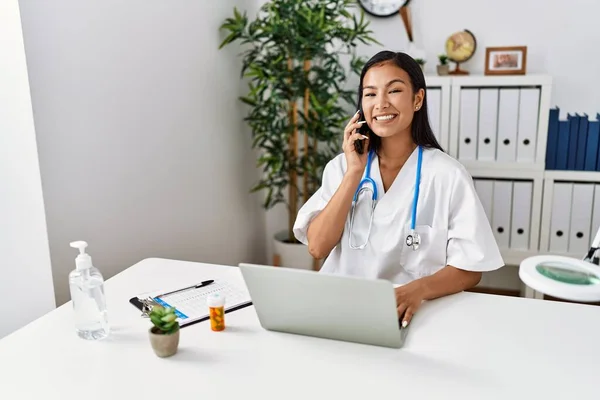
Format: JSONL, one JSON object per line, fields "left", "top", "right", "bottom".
{"left": 437, "top": 65, "right": 449, "bottom": 76}
{"left": 149, "top": 327, "right": 179, "bottom": 358}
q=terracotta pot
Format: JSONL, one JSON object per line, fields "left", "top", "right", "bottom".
{"left": 149, "top": 327, "right": 179, "bottom": 358}
{"left": 437, "top": 64, "right": 449, "bottom": 76}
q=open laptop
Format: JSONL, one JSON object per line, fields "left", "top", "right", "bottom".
{"left": 238, "top": 263, "right": 409, "bottom": 349}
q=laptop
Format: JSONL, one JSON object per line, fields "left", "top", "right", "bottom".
{"left": 238, "top": 263, "right": 409, "bottom": 349}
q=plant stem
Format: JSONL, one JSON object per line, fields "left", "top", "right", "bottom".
{"left": 303, "top": 58, "right": 311, "bottom": 205}
{"left": 288, "top": 57, "right": 298, "bottom": 243}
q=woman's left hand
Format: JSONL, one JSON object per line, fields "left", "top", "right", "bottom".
{"left": 394, "top": 281, "right": 426, "bottom": 327}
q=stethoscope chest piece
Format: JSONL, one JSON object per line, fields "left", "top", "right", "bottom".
{"left": 406, "top": 230, "right": 421, "bottom": 251}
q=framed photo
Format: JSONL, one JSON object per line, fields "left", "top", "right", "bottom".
{"left": 484, "top": 46, "right": 527, "bottom": 75}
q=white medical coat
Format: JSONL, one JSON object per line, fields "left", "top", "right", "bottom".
{"left": 293, "top": 146, "right": 504, "bottom": 284}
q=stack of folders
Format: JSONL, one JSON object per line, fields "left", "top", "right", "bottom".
{"left": 545, "top": 107, "right": 600, "bottom": 171}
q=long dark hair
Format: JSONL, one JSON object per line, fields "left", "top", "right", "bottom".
{"left": 356, "top": 51, "right": 444, "bottom": 154}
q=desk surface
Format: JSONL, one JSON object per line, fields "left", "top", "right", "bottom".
{"left": 1, "top": 258, "right": 599, "bottom": 400}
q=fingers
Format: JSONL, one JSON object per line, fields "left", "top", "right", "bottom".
{"left": 344, "top": 132, "right": 369, "bottom": 153}
{"left": 345, "top": 110, "right": 360, "bottom": 129}
{"left": 344, "top": 121, "right": 367, "bottom": 141}
{"left": 402, "top": 307, "right": 414, "bottom": 328}
{"left": 396, "top": 303, "right": 408, "bottom": 321}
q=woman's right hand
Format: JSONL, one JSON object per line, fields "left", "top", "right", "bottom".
{"left": 342, "top": 111, "right": 370, "bottom": 175}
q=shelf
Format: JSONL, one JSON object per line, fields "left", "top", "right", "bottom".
{"left": 450, "top": 74, "right": 553, "bottom": 87}
{"left": 544, "top": 170, "right": 600, "bottom": 182}
{"left": 463, "top": 163, "right": 544, "bottom": 179}
{"left": 500, "top": 249, "right": 540, "bottom": 266}
{"left": 461, "top": 160, "right": 544, "bottom": 172}
{"left": 424, "top": 76, "right": 451, "bottom": 87}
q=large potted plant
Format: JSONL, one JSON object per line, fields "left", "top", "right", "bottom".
{"left": 219, "top": 0, "right": 378, "bottom": 269}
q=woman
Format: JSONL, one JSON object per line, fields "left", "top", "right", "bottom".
{"left": 293, "top": 51, "right": 504, "bottom": 327}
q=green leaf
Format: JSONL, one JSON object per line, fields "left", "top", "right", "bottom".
{"left": 161, "top": 313, "right": 177, "bottom": 323}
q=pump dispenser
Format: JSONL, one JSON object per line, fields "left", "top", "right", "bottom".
{"left": 71, "top": 241, "right": 92, "bottom": 270}
{"left": 68, "top": 240, "right": 109, "bottom": 340}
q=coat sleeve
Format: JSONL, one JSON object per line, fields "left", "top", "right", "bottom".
{"left": 445, "top": 166, "right": 505, "bottom": 272}
{"left": 293, "top": 157, "right": 344, "bottom": 245}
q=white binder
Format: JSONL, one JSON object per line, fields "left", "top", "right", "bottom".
{"left": 549, "top": 183, "right": 573, "bottom": 253}
{"left": 591, "top": 184, "right": 600, "bottom": 248}
{"left": 568, "top": 183, "right": 594, "bottom": 255}
{"left": 428, "top": 88, "right": 442, "bottom": 143}
{"left": 458, "top": 89, "right": 478, "bottom": 160}
{"left": 510, "top": 181, "right": 533, "bottom": 250}
{"left": 477, "top": 88, "right": 499, "bottom": 161}
{"left": 474, "top": 179, "right": 494, "bottom": 224}
{"left": 492, "top": 180, "right": 513, "bottom": 249}
{"left": 516, "top": 88, "right": 540, "bottom": 163}
{"left": 496, "top": 89, "right": 520, "bottom": 162}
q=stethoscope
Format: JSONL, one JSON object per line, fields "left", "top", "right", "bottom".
{"left": 348, "top": 145, "right": 423, "bottom": 251}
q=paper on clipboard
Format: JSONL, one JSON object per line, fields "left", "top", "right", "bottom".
{"left": 131, "top": 279, "right": 252, "bottom": 327}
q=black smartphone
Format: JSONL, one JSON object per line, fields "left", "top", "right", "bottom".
{"left": 354, "top": 110, "right": 370, "bottom": 155}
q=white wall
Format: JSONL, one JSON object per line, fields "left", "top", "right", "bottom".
{"left": 18, "top": 0, "right": 266, "bottom": 306}
{"left": 361, "top": 0, "right": 600, "bottom": 119}
{"left": 0, "top": 0, "right": 56, "bottom": 338}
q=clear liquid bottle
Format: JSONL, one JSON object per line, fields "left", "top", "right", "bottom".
{"left": 68, "top": 241, "right": 109, "bottom": 340}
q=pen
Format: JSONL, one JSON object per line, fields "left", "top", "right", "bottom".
{"left": 156, "top": 280, "right": 215, "bottom": 298}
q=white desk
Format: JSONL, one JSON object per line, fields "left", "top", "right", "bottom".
{"left": 1, "top": 258, "right": 599, "bottom": 399}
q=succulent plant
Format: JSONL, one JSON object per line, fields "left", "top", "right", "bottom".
{"left": 149, "top": 305, "right": 180, "bottom": 335}
{"left": 438, "top": 54, "right": 448, "bottom": 65}
{"left": 415, "top": 58, "right": 426, "bottom": 65}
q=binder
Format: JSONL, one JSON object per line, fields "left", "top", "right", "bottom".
{"left": 576, "top": 114, "right": 589, "bottom": 170}
{"left": 549, "top": 182, "right": 573, "bottom": 253}
{"left": 492, "top": 180, "right": 513, "bottom": 249}
{"left": 129, "top": 279, "right": 253, "bottom": 328}
{"left": 516, "top": 88, "right": 540, "bottom": 163}
{"left": 428, "top": 88, "right": 442, "bottom": 142}
{"left": 568, "top": 183, "right": 594, "bottom": 255}
{"left": 585, "top": 117, "right": 599, "bottom": 171}
{"left": 555, "top": 120, "right": 570, "bottom": 170}
{"left": 591, "top": 185, "right": 600, "bottom": 248}
{"left": 474, "top": 179, "right": 494, "bottom": 223}
{"left": 510, "top": 181, "right": 532, "bottom": 250}
{"left": 477, "top": 89, "right": 499, "bottom": 161}
{"left": 567, "top": 114, "right": 580, "bottom": 170}
{"left": 545, "top": 107, "right": 559, "bottom": 170}
{"left": 458, "top": 89, "right": 478, "bottom": 160}
{"left": 496, "top": 89, "right": 519, "bottom": 162}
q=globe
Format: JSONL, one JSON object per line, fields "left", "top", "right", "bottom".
{"left": 445, "top": 30, "right": 476, "bottom": 74}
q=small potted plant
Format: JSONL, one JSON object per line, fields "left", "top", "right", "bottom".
{"left": 437, "top": 54, "right": 449, "bottom": 75}
{"left": 415, "top": 58, "right": 426, "bottom": 72}
{"left": 148, "top": 305, "right": 180, "bottom": 358}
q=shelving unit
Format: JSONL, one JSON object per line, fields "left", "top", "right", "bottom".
{"left": 425, "top": 74, "right": 600, "bottom": 299}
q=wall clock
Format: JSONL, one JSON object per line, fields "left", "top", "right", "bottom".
{"left": 358, "top": 0, "right": 410, "bottom": 18}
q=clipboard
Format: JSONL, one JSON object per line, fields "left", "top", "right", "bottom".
{"left": 129, "top": 279, "right": 253, "bottom": 328}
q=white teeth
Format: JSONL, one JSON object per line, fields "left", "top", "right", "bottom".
{"left": 375, "top": 115, "right": 395, "bottom": 121}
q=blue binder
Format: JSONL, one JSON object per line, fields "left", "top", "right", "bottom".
{"left": 585, "top": 116, "right": 600, "bottom": 171}
{"left": 555, "top": 120, "right": 570, "bottom": 170}
{"left": 576, "top": 114, "right": 589, "bottom": 170}
{"left": 545, "top": 107, "right": 559, "bottom": 170}
{"left": 567, "top": 113, "right": 580, "bottom": 170}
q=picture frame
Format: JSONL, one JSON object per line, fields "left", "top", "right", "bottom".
{"left": 484, "top": 46, "right": 527, "bottom": 75}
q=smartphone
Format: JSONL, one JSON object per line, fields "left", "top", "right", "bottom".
{"left": 354, "top": 110, "right": 370, "bottom": 155}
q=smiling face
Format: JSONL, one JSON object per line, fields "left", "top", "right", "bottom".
{"left": 360, "top": 61, "right": 424, "bottom": 139}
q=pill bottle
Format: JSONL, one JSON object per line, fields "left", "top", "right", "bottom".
{"left": 207, "top": 292, "right": 226, "bottom": 331}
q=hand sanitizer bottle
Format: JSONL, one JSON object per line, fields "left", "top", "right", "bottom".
{"left": 68, "top": 241, "right": 109, "bottom": 340}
